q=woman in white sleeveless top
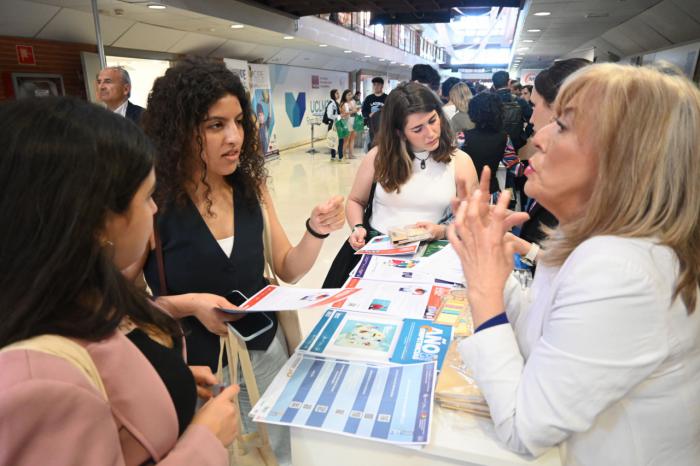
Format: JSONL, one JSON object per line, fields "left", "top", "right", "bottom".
{"left": 346, "top": 82, "right": 478, "bottom": 250}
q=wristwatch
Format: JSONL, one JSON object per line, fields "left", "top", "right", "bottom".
{"left": 521, "top": 242, "right": 540, "bottom": 266}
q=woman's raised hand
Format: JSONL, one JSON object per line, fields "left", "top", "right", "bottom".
{"left": 308, "top": 195, "right": 346, "bottom": 236}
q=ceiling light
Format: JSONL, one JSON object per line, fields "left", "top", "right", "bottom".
{"left": 522, "top": 40, "right": 534, "bottom": 43}
{"left": 283, "top": 36, "right": 294, "bottom": 40}
{"left": 378, "top": 58, "right": 386, "bottom": 61}
{"left": 534, "top": 12, "right": 551, "bottom": 16}
{"left": 147, "top": 3, "right": 166, "bottom": 9}
{"left": 517, "top": 47, "right": 529, "bottom": 51}
{"left": 364, "top": 55, "right": 371, "bottom": 58}
{"left": 527, "top": 29, "right": 541, "bottom": 33}
{"left": 343, "top": 50, "right": 352, "bottom": 53}
{"left": 390, "top": 61, "right": 396, "bottom": 64}
{"left": 230, "top": 24, "right": 244, "bottom": 29}
{"left": 319, "top": 44, "right": 328, "bottom": 47}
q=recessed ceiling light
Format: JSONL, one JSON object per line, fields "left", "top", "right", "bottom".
{"left": 343, "top": 50, "right": 352, "bottom": 53}
{"left": 390, "top": 61, "right": 396, "bottom": 64}
{"left": 364, "top": 55, "right": 371, "bottom": 58}
{"left": 378, "top": 58, "right": 386, "bottom": 61}
{"left": 283, "top": 36, "right": 294, "bottom": 40}
{"left": 527, "top": 29, "right": 541, "bottom": 32}
{"left": 319, "top": 44, "right": 328, "bottom": 47}
{"left": 230, "top": 24, "right": 244, "bottom": 29}
{"left": 534, "top": 11, "right": 551, "bottom": 16}
{"left": 147, "top": 3, "right": 166, "bottom": 9}
{"left": 522, "top": 40, "right": 534, "bottom": 43}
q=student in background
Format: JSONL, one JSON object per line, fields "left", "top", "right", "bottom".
{"left": 361, "top": 77, "right": 388, "bottom": 149}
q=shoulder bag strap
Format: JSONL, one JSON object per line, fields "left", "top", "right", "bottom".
{"left": 153, "top": 215, "right": 168, "bottom": 296}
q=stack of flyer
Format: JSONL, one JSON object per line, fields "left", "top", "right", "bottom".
{"left": 248, "top": 238, "right": 478, "bottom": 446}
{"left": 434, "top": 342, "right": 490, "bottom": 418}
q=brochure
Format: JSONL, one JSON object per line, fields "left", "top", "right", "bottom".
{"left": 432, "top": 288, "right": 473, "bottom": 337}
{"left": 355, "top": 235, "right": 420, "bottom": 256}
{"left": 251, "top": 353, "right": 436, "bottom": 445}
{"left": 331, "top": 277, "right": 451, "bottom": 320}
{"left": 350, "top": 254, "right": 465, "bottom": 287}
{"left": 221, "top": 286, "right": 361, "bottom": 313}
{"left": 299, "top": 310, "right": 452, "bottom": 370}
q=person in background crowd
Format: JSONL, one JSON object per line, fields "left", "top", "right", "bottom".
{"left": 517, "top": 58, "right": 592, "bottom": 249}
{"left": 96, "top": 66, "right": 144, "bottom": 124}
{"left": 492, "top": 70, "right": 531, "bottom": 151}
{"left": 411, "top": 64, "right": 441, "bottom": 92}
{"left": 323, "top": 82, "right": 478, "bottom": 288}
{"left": 256, "top": 103, "right": 271, "bottom": 156}
{"left": 521, "top": 84, "right": 533, "bottom": 103}
{"left": 448, "top": 82, "right": 475, "bottom": 136}
{"left": 462, "top": 92, "right": 518, "bottom": 194}
{"left": 511, "top": 82, "right": 523, "bottom": 97}
{"left": 353, "top": 91, "right": 362, "bottom": 106}
{"left": 0, "top": 97, "right": 239, "bottom": 466}
{"left": 361, "top": 77, "right": 388, "bottom": 149}
{"left": 340, "top": 89, "right": 359, "bottom": 159}
{"left": 324, "top": 88, "right": 345, "bottom": 162}
{"left": 441, "top": 77, "right": 462, "bottom": 118}
{"left": 449, "top": 62, "right": 700, "bottom": 466}
{"left": 141, "top": 57, "right": 345, "bottom": 464}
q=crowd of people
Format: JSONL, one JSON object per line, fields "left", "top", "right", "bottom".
{"left": 1, "top": 52, "right": 699, "bottom": 466}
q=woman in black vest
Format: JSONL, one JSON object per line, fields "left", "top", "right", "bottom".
{"left": 140, "top": 57, "right": 344, "bottom": 463}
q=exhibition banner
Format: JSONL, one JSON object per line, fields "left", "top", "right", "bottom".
{"left": 250, "top": 63, "right": 280, "bottom": 159}
{"left": 223, "top": 58, "right": 249, "bottom": 90}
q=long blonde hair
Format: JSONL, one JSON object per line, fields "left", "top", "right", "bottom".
{"left": 450, "top": 82, "right": 473, "bottom": 113}
{"left": 542, "top": 63, "right": 700, "bottom": 312}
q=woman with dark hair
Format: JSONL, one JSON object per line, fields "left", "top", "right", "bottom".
{"left": 0, "top": 97, "right": 238, "bottom": 465}
{"left": 324, "top": 88, "right": 345, "bottom": 162}
{"left": 340, "top": 89, "right": 359, "bottom": 159}
{"left": 323, "top": 82, "right": 478, "bottom": 287}
{"left": 462, "top": 92, "right": 520, "bottom": 194}
{"left": 140, "top": 57, "right": 344, "bottom": 463}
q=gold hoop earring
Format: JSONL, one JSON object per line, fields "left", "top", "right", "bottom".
{"left": 101, "top": 239, "right": 114, "bottom": 248}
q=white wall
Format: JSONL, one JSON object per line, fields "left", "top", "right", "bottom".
{"left": 106, "top": 56, "right": 171, "bottom": 108}
{"left": 269, "top": 65, "right": 348, "bottom": 150}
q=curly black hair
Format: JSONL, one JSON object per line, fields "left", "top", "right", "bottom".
{"left": 141, "top": 57, "right": 267, "bottom": 213}
{"left": 468, "top": 92, "right": 504, "bottom": 133}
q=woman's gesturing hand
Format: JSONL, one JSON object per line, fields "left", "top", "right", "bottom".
{"left": 309, "top": 195, "right": 346, "bottom": 236}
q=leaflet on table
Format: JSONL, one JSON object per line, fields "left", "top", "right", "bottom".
{"left": 350, "top": 254, "right": 465, "bottom": 287}
{"left": 355, "top": 235, "right": 420, "bottom": 256}
{"left": 219, "top": 285, "right": 361, "bottom": 313}
{"left": 332, "top": 277, "right": 451, "bottom": 320}
{"left": 411, "top": 244, "right": 466, "bottom": 285}
{"left": 299, "top": 309, "right": 452, "bottom": 369}
{"left": 250, "top": 353, "right": 436, "bottom": 445}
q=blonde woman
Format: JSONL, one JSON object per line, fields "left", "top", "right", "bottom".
{"left": 449, "top": 64, "right": 700, "bottom": 465}
{"left": 448, "top": 82, "right": 475, "bottom": 135}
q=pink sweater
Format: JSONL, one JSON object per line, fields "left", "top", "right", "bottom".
{"left": 0, "top": 331, "right": 227, "bottom": 466}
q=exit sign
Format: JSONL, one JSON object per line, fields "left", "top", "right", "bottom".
{"left": 16, "top": 45, "right": 36, "bottom": 65}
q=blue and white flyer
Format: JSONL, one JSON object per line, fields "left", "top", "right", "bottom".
{"left": 251, "top": 353, "right": 436, "bottom": 445}
{"left": 299, "top": 310, "right": 452, "bottom": 369}
{"left": 351, "top": 254, "right": 465, "bottom": 287}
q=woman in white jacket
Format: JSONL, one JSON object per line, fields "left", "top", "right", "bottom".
{"left": 449, "top": 63, "right": 700, "bottom": 465}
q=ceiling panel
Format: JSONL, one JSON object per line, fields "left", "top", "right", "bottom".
{"left": 111, "top": 22, "right": 187, "bottom": 52}
{"left": 0, "top": 0, "right": 59, "bottom": 38}
{"left": 616, "top": 18, "right": 672, "bottom": 51}
{"left": 266, "top": 47, "right": 301, "bottom": 65}
{"left": 601, "top": 27, "right": 645, "bottom": 56}
{"left": 167, "top": 32, "right": 227, "bottom": 55}
{"left": 638, "top": 2, "right": 700, "bottom": 44}
{"left": 36, "top": 8, "right": 134, "bottom": 44}
{"left": 671, "top": 0, "right": 700, "bottom": 23}
{"left": 211, "top": 39, "right": 259, "bottom": 58}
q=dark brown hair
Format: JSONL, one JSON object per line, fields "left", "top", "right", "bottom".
{"left": 142, "top": 57, "right": 267, "bottom": 213}
{"left": 374, "top": 82, "right": 455, "bottom": 193}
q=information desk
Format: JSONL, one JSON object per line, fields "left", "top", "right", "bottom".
{"left": 291, "top": 403, "right": 562, "bottom": 466}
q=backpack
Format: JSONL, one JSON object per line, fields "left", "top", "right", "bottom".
{"left": 502, "top": 99, "right": 525, "bottom": 150}
{"left": 322, "top": 101, "right": 335, "bottom": 126}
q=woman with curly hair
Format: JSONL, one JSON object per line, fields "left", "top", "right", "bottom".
{"left": 140, "top": 57, "right": 344, "bottom": 463}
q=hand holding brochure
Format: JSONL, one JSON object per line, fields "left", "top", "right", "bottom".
{"left": 388, "top": 226, "right": 433, "bottom": 244}
{"left": 355, "top": 235, "right": 420, "bottom": 256}
{"left": 219, "top": 285, "right": 361, "bottom": 313}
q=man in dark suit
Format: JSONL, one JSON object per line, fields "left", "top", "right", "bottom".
{"left": 96, "top": 67, "right": 144, "bottom": 124}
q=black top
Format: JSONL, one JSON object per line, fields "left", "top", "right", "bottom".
{"left": 519, "top": 201, "right": 558, "bottom": 245}
{"left": 144, "top": 187, "right": 277, "bottom": 372}
{"left": 127, "top": 328, "right": 195, "bottom": 436}
{"left": 125, "top": 101, "right": 144, "bottom": 124}
{"left": 462, "top": 128, "right": 508, "bottom": 193}
{"left": 361, "top": 93, "right": 387, "bottom": 121}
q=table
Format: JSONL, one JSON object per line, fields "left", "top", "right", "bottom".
{"left": 291, "top": 399, "right": 561, "bottom": 466}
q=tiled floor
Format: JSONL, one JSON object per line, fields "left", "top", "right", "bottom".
{"left": 265, "top": 143, "right": 364, "bottom": 336}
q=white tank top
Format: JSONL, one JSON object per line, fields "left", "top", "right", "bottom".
{"left": 370, "top": 151, "right": 456, "bottom": 234}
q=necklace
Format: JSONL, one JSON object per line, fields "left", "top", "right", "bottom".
{"left": 414, "top": 152, "right": 430, "bottom": 169}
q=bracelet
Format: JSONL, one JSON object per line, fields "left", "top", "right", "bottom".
{"left": 306, "top": 218, "right": 329, "bottom": 239}
{"left": 351, "top": 223, "right": 365, "bottom": 233}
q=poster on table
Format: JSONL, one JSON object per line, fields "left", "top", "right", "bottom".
{"left": 251, "top": 353, "right": 436, "bottom": 445}
{"left": 249, "top": 64, "right": 279, "bottom": 160}
{"left": 223, "top": 58, "right": 250, "bottom": 90}
{"left": 298, "top": 309, "right": 452, "bottom": 369}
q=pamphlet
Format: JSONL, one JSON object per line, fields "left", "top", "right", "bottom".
{"left": 388, "top": 226, "right": 432, "bottom": 244}
{"left": 220, "top": 286, "right": 361, "bottom": 313}
{"left": 432, "top": 289, "right": 473, "bottom": 337}
{"left": 355, "top": 235, "right": 420, "bottom": 256}
{"left": 251, "top": 353, "right": 436, "bottom": 444}
{"left": 332, "top": 277, "right": 451, "bottom": 320}
{"left": 350, "top": 254, "right": 464, "bottom": 287}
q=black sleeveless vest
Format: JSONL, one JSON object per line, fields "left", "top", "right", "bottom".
{"left": 144, "top": 188, "right": 278, "bottom": 371}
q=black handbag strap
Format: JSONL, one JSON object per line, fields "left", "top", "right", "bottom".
{"left": 152, "top": 215, "right": 168, "bottom": 296}
{"left": 362, "top": 181, "right": 377, "bottom": 228}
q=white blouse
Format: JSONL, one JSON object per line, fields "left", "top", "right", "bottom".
{"left": 370, "top": 151, "right": 455, "bottom": 234}
{"left": 459, "top": 236, "right": 700, "bottom": 465}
